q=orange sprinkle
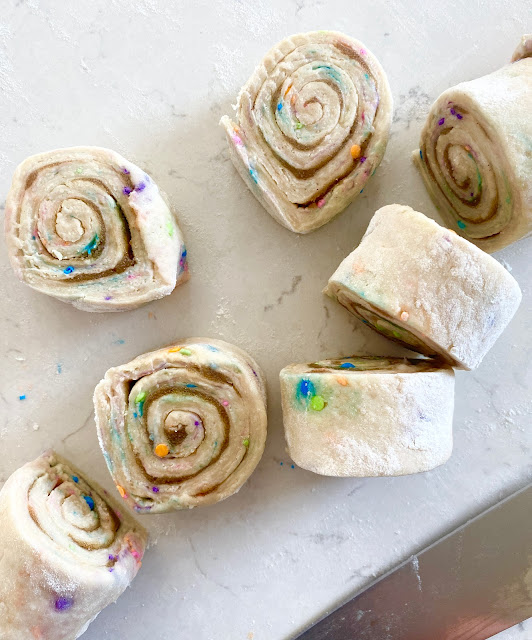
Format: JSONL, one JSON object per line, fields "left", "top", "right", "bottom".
{"left": 117, "top": 485, "right": 127, "bottom": 499}
{"left": 350, "top": 144, "right": 361, "bottom": 159}
{"left": 464, "top": 145, "right": 471, "bottom": 152}
{"left": 168, "top": 346, "right": 182, "bottom": 353}
{"left": 155, "top": 443, "right": 169, "bottom": 458}
{"left": 284, "top": 83, "right": 293, "bottom": 97}
{"left": 337, "top": 376, "right": 348, "bottom": 386}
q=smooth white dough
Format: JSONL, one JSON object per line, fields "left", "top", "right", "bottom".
{"left": 280, "top": 357, "right": 454, "bottom": 477}
{"left": 94, "top": 338, "right": 268, "bottom": 513}
{"left": 0, "top": 451, "right": 147, "bottom": 640}
{"left": 325, "top": 204, "right": 522, "bottom": 370}
{"left": 4, "top": 146, "right": 189, "bottom": 311}
{"left": 221, "top": 31, "right": 392, "bottom": 233}
{"left": 414, "top": 38, "right": 532, "bottom": 252}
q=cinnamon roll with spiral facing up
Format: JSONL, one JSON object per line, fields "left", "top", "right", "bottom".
{"left": 414, "top": 37, "right": 532, "bottom": 252}
{"left": 94, "top": 338, "right": 267, "bottom": 513}
{"left": 4, "top": 147, "right": 188, "bottom": 311}
{"left": 221, "top": 31, "right": 392, "bottom": 233}
{"left": 0, "top": 451, "right": 147, "bottom": 640}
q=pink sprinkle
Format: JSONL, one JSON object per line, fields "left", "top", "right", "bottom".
{"left": 231, "top": 134, "right": 243, "bottom": 147}
{"left": 222, "top": 400, "right": 229, "bottom": 406}
{"left": 360, "top": 48, "right": 367, "bottom": 55}
{"left": 317, "top": 198, "right": 326, "bottom": 208}
{"left": 361, "top": 112, "right": 365, "bottom": 122}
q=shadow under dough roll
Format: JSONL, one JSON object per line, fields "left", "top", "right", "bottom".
{"left": 280, "top": 357, "right": 454, "bottom": 477}
{"left": 94, "top": 338, "right": 267, "bottom": 513}
{"left": 0, "top": 451, "right": 147, "bottom": 640}
{"left": 414, "top": 36, "right": 532, "bottom": 252}
{"left": 4, "top": 146, "right": 188, "bottom": 311}
{"left": 325, "top": 204, "right": 521, "bottom": 370}
{"left": 221, "top": 31, "right": 392, "bottom": 233}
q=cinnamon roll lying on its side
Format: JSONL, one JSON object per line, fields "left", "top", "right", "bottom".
{"left": 414, "top": 36, "right": 532, "bottom": 252}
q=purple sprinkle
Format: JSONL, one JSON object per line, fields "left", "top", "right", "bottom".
{"left": 450, "top": 108, "right": 456, "bottom": 115}
{"left": 122, "top": 167, "right": 130, "bottom": 174}
{"left": 359, "top": 156, "right": 367, "bottom": 163}
{"left": 123, "top": 186, "right": 133, "bottom": 195}
{"left": 456, "top": 113, "right": 463, "bottom": 120}
{"left": 194, "top": 421, "right": 199, "bottom": 426}
{"left": 105, "top": 296, "right": 112, "bottom": 300}
{"left": 109, "top": 568, "right": 114, "bottom": 572}
{"left": 438, "top": 117, "right": 445, "bottom": 125}
{"left": 152, "top": 486, "right": 159, "bottom": 493}
{"left": 55, "top": 597, "right": 73, "bottom": 612}
{"left": 108, "top": 554, "right": 115, "bottom": 561}
{"left": 136, "top": 182, "right": 146, "bottom": 192}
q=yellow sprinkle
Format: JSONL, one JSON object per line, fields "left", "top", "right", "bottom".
{"left": 400, "top": 311, "right": 409, "bottom": 322}
{"left": 337, "top": 376, "right": 348, "bottom": 386}
{"left": 117, "top": 485, "right": 127, "bottom": 499}
{"left": 350, "top": 144, "right": 361, "bottom": 159}
{"left": 155, "top": 443, "right": 169, "bottom": 458}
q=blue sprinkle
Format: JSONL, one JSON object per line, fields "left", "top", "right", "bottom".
{"left": 114, "top": 339, "right": 125, "bottom": 345}
{"left": 340, "top": 362, "right": 356, "bottom": 369}
{"left": 137, "top": 401, "right": 145, "bottom": 417}
{"left": 280, "top": 462, "right": 284, "bottom": 466}
{"left": 81, "top": 234, "right": 99, "bottom": 256}
{"left": 82, "top": 495, "right": 95, "bottom": 510}
{"left": 457, "top": 220, "right": 466, "bottom": 229}
{"left": 249, "top": 166, "right": 259, "bottom": 184}
{"left": 419, "top": 149, "right": 423, "bottom": 160}
{"left": 277, "top": 103, "right": 283, "bottom": 112}
{"left": 19, "top": 394, "right": 26, "bottom": 400}
{"left": 359, "top": 189, "right": 364, "bottom": 194}
{"left": 291, "top": 464, "right": 295, "bottom": 469}
{"left": 185, "top": 384, "right": 197, "bottom": 388}
{"left": 57, "top": 363, "right": 62, "bottom": 374}
{"left": 72, "top": 476, "right": 79, "bottom": 483}
{"left": 297, "top": 378, "right": 316, "bottom": 401}
{"left": 133, "top": 412, "right": 138, "bottom": 419}
{"left": 63, "top": 266, "right": 74, "bottom": 274}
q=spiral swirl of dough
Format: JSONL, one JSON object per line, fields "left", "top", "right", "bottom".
{"left": 221, "top": 31, "right": 392, "bottom": 233}
{"left": 94, "top": 338, "right": 267, "bottom": 513}
{"left": 5, "top": 146, "right": 188, "bottom": 311}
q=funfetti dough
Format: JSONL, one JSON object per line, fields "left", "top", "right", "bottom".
{"left": 325, "top": 204, "right": 522, "bottom": 371}
{"left": 414, "top": 37, "right": 532, "bottom": 252}
{"left": 280, "top": 356, "right": 454, "bottom": 477}
{"left": 94, "top": 338, "right": 268, "bottom": 513}
{"left": 4, "top": 146, "right": 188, "bottom": 311}
{"left": 221, "top": 31, "right": 392, "bottom": 234}
{"left": 0, "top": 450, "right": 147, "bottom": 640}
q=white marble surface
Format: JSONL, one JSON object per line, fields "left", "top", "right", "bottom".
{"left": 0, "top": 1, "right": 531, "bottom": 638}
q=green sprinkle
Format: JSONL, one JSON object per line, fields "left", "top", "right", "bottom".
{"left": 295, "top": 122, "right": 304, "bottom": 130}
{"left": 242, "top": 438, "right": 250, "bottom": 447}
{"left": 75, "top": 167, "right": 83, "bottom": 174}
{"left": 310, "top": 395, "right": 325, "bottom": 411}
{"left": 392, "top": 330, "right": 402, "bottom": 339}
{"left": 135, "top": 391, "right": 147, "bottom": 403}
{"left": 166, "top": 220, "right": 174, "bottom": 237}
{"left": 179, "top": 348, "right": 192, "bottom": 356}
